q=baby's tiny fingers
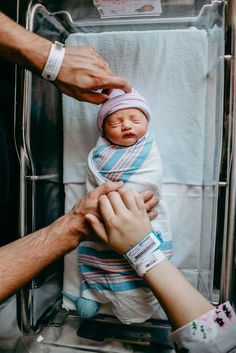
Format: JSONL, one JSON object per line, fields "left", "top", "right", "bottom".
{"left": 144, "top": 196, "right": 159, "bottom": 212}
{"left": 147, "top": 209, "right": 158, "bottom": 221}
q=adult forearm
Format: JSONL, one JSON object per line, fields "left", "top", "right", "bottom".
{"left": 0, "top": 12, "right": 132, "bottom": 103}
{"left": 0, "top": 182, "right": 123, "bottom": 303}
{"left": 0, "top": 11, "right": 50, "bottom": 74}
{"left": 87, "top": 190, "right": 214, "bottom": 331}
{"left": 0, "top": 215, "right": 78, "bottom": 303}
{"left": 144, "top": 260, "right": 213, "bottom": 330}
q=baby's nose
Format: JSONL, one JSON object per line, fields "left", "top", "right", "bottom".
{"left": 122, "top": 121, "right": 132, "bottom": 129}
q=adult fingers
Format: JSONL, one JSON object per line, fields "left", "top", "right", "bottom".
{"left": 106, "top": 191, "right": 129, "bottom": 214}
{"left": 98, "top": 194, "right": 116, "bottom": 222}
{"left": 92, "top": 181, "right": 123, "bottom": 199}
{"left": 97, "top": 76, "right": 132, "bottom": 93}
{"left": 73, "top": 75, "right": 131, "bottom": 103}
{"left": 118, "top": 189, "right": 140, "bottom": 212}
{"left": 77, "top": 91, "right": 110, "bottom": 105}
{"left": 85, "top": 214, "right": 108, "bottom": 243}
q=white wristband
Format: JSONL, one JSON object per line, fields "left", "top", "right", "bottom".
{"left": 135, "top": 249, "right": 166, "bottom": 277}
{"left": 41, "top": 41, "right": 65, "bottom": 82}
{"left": 124, "top": 230, "right": 163, "bottom": 267}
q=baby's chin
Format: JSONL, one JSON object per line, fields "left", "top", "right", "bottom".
{"left": 105, "top": 134, "right": 139, "bottom": 147}
{"left": 118, "top": 136, "right": 139, "bottom": 147}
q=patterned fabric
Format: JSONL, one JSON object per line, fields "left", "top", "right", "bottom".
{"left": 87, "top": 131, "right": 173, "bottom": 254}
{"left": 170, "top": 301, "right": 236, "bottom": 352}
{"left": 78, "top": 241, "right": 146, "bottom": 293}
{"left": 92, "top": 133, "right": 153, "bottom": 182}
{"left": 79, "top": 132, "right": 173, "bottom": 323}
{"left": 78, "top": 240, "right": 161, "bottom": 324}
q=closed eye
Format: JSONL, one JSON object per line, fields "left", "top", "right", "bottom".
{"left": 131, "top": 118, "right": 142, "bottom": 123}
{"left": 109, "top": 121, "right": 121, "bottom": 127}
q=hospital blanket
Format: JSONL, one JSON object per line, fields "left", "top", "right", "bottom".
{"left": 77, "top": 133, "right": 172, "bottom": 324}
{"left": 63, "top": 26, "right": 222, "bottom": 316}
{"left": 87, "top": 133, "right": 172, "bottom": 245}
{"left": 63, "top": 28, "right": 209, "bottom": 185}
{"left": 78, "top": 241, "right": 161, "bottom": 324}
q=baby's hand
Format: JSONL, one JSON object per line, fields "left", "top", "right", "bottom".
{"left": 139, "top": 190, "right": 159, "bottom": 221}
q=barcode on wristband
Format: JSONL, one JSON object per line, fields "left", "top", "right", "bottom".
{"left": 125, "top": 231, "right": 162, "bottom": 265}
{"left": 145, "top": 259, "right": 156, "bottom": 269}
{"left": 134, "top": 241, "right": 156, "bottom": 261}
{"left": 135, "top": 249, "right": 166, "bottom": 277}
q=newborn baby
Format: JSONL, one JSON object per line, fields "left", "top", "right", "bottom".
{"left": 77, "top": 88, "right": 173, "bottom": 324}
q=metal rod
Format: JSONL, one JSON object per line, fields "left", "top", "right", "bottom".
{"left": 51, "top": 1, "right": 223, "bottom": 27}
{"left": 220, "top": 0, "right": 236, "bottom": 303}
{"left": 25, "top": 174, "right": 59, "bottom": 181}
{"left": 219, "top": 181, "right": 229, "bottom": 187}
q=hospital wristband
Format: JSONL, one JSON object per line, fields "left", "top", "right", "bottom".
{"left": 41, "top": 41, "right": 65, "bottom": 81}
{"left": 124, "top": 230, "right": 163, "bottom": 267}
{"left": 135, "top": 249, "right": 166, "bottom": 277}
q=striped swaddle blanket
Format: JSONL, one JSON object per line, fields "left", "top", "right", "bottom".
{"left": 92, "top": 133, "right": 152, "bottom": 182}
{"left": 78, "top": 132, "right": 173, "bottom": 323}
{"left": 78, "top": 240, "right": 161, "bottom": 324}
{"left": 86, "top": 132, "right": 173, "bottom": 253}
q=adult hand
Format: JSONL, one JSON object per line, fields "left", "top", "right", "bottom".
{"left": 54, "top": 45, "right": 132, "bottom": 104}
{"left": 85, "top": 189, "right": 152, "bottom": 254}
{"left": 0, "top": 12, "right": 131, "bottom": 105}
{"left": 68, "top": 181, "right": 124, "bottom": 238}
{"left": 77, "top": 187, "right": 158, "bottom": 243}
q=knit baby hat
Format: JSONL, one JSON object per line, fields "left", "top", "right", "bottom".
{"left": 97, "top": 88, "right": 151, "bottom": 133}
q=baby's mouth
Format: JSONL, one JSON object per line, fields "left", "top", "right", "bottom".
{"left": 123, "top": 132, "right": 135, "bottom": 138}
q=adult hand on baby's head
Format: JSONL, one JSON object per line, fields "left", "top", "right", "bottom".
{"left": 54, "top": 45, "right": 132, "bottom": 104}
{"left": 85, "top": 189, "right": 152, "bottom": 254}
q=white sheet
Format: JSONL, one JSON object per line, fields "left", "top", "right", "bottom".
{"left": 63, "top": 28, "right": 209, "bottom": 185}
{"left": 62, "top": 26, "right": 222, "bottom": 316}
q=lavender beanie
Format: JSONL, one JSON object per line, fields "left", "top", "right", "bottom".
{"left": 97, "top": 88, "right": 151, "bottom": 133}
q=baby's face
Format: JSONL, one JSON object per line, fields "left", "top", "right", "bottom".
{"left": 103, "top": 108, "right": 148, "bottom": 147}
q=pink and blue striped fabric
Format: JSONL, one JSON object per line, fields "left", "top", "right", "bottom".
{"left": 92, "top": 133, "right": 152, "bottom": 183}
{"left": 78, "top": 243, "right": 146, "bottom": 293}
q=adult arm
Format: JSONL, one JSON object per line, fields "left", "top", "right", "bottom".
{"left": 0, "top": 12, "right": 131, "bottom": 104}
{"left": 0, "top": 181, "right": 123, "bottom": 303}
{"left": 0, "top": 183, "right": 157, "bottom": 303}
{"left": 85, "top": 189, "right": 213, "bottom": 329}
{"left": 139, "top": 259, "right": 236, "bottom": 352}
{"left": 85, "top": 189, "right": 236, "bottom": 352}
